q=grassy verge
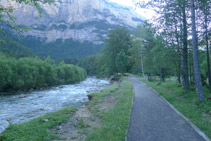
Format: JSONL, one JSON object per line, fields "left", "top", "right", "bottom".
{"left": 1, "top": 108, "right": 76, "bottom": 141}
{"left": 86, "top": 77, "right": 134, "bottom": 141}
{"left": 142, "top": 78, "right": 211, "bottom": 139}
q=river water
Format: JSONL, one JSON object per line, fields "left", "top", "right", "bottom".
{"left": 0, "top": 77, "right": 109, "bottom": 133}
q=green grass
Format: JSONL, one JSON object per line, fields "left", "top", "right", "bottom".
{"left": 86, "top": 78, "right": 134, "bottom": 141}
{"left": 1, "top": 108, "right": 76, "bottom": 141}
{"left": 142, "top": 78, "right": 211, "bottom": 138}
{"left": 88, "top": 82, "right": 119, "bottom": 108}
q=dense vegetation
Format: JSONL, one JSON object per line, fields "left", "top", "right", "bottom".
{"left": 0, "top": 53, "right": 86, "bottom": 94}
{"left": 0, "top": 30, "right": 34, "bottom": 58}
{"left": 23, "top": 37, "right": 104, "bottom": 60}
{"left": 78, "top": 55, "right": 109, "bottom": 78}
{"left": 79, "top": 27, "right": 133, "bottom": 78}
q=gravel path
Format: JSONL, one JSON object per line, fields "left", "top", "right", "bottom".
{"left": 127, "top": 76, "right": 208, "bottom": 141}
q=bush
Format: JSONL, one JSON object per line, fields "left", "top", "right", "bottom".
{"left": 0, "top": 53, "right": 87, "bottom": 94}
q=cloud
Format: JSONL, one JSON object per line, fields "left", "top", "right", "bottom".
{"left": 108, "top": 0, "right": 156, "bottom": 20}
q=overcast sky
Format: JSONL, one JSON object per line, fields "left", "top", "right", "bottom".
{"left": 108, "top": 0, "right": 155, "bottom": 20}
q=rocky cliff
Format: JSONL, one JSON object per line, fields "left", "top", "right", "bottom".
{"left": 3, "top": 0, "right": 144, "bottom": 44}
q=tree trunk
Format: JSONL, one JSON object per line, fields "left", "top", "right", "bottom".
{"left": 205, "top": 14, "right": 211, "bottom": 89}
{"left": 140, "top": 45, "right": 145, "bottom": 79}
{"left": 160, "top": 67, "right": 162, "bottom": 82}
{"left": 182, "top": 5, "right": 189, "bottom": 89}
{"left": 189, "top": 55, "right": 193, "bottom": 85}
{"left": 191, "top": 0, "right": 204, "bottom": 102}
{"left": 175, "top": 26, "right": 181, "bottom": 84}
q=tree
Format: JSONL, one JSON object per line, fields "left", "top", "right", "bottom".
{"left": 104, "top": 27, "right": 132, "bottom": 75}
{"left": 0, "top": 0, "right": 51, "bottom": 32}
{"left": 190, "top": 0, "right": 204, "bottom": 102}
{"left": 115, "top": 50, "right": 129, "bottom": 74}
{"left": 181, "top": 0, "right": 190, "bottom": 89}
{"left": 198, "top": 0, "right": 211, "bottom": 88}
{"left": 136, "top": 0, "right": 208, "bottom": 101}
{"left": 130, "top": 39, "right": 142, "bottom": 74}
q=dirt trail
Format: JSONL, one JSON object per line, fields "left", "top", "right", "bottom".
{"left": 51, "top": 88, "right": 117, "bottom": 141}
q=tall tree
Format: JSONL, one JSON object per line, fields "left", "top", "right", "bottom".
{"left": 181, "top": 0, "right": 190, "bottom": 89}
{"left": 190, "top": 0, "right": 204, "bottom": 102}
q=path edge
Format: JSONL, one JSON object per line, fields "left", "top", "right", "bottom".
{"left": 141, "top": 81, "right": 211, "bottom": 141}
{"left": 125, "top": 77, "right": 135, "bottom": 141}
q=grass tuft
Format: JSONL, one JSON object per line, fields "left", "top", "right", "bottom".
{"left": 1, "top": 108, "right": 76, "bottom": 141}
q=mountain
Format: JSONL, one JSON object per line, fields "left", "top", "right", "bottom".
{"left": 2, "top": 0, "right": 144, "bottom": 59}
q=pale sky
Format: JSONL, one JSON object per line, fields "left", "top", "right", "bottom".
{"left": 108, "top": 0, "right": 155, "bottom": 20}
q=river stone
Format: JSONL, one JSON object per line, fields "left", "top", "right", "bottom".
{"left": 0, "top": 120, "right": 9, "bottom": 133}
{"left": 19, "top": 94, "right": 26, "bottom": 98}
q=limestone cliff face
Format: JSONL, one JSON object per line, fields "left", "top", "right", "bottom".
{"left": 3, "top": 0, "right": 144, "bottom": 44}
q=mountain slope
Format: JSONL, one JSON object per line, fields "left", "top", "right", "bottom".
{"left": 0, "top": 30, "right": 34, "bottom": 57}
{"left": 2, "top": 0, "right": 144, "bottom": 59}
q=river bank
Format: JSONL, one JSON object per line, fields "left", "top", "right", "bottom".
{"left": 1, "top": 77, "right": 134, "bottom": 141}
{"left": 0, "top": 77, "right": 109, "bottom": 134}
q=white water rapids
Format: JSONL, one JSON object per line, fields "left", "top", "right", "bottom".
{"left": 0, "top": 77, "right": 110, "bottom": 133}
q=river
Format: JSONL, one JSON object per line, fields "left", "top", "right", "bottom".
{"left": 0, "top": 77, "right": 110, "bottom": 133}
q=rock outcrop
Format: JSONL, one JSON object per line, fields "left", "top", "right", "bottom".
{"left": 2, "top": 0, "right": 144, "bottom": 44}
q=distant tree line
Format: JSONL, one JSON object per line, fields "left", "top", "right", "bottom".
{"left": 0, "top": 53, "right": 86, "bottom": 94}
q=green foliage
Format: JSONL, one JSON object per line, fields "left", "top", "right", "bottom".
{"left": 0, "top": 53, "right": 86, "bottom": 94}
{"left": 1, "top": 108, "right": 76, "bottom": 141}
{"left": 132, "top": 22, "right": 176, "bottom": 78}
{"left": 78, "top": 55, "right": 110, "bottom": 78}
{"left": 104, "top": 27, "right": 132, "bottom": 75}
{"left": 0, "top": 30, "right": 34, "bottom": 57}
{"left": 129, "top": 40, "right": 142, "bottom": 74}
{"left": 23, "top": 37, "right": 104, "bottom": 60}
{"left": 0, "top": 0, "right": 48, "bottom": 34}
{"left": 115, "top": 51, "right": 129, "bottom": 74}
